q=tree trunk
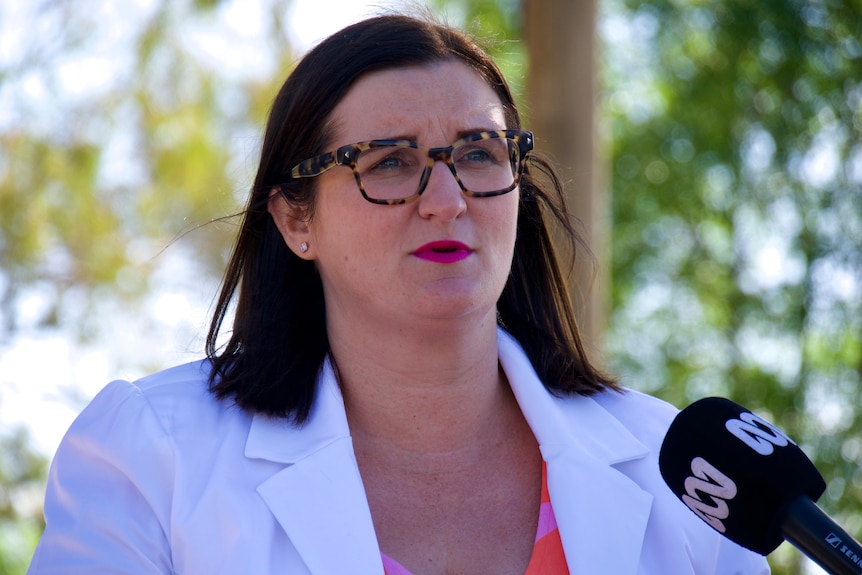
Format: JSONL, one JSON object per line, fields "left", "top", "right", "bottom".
{"left": 523, "top": 0, "right": 608, "bottom": 354}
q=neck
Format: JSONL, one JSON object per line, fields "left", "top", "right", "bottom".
{"left": 329, "top": 311, "right": 513, "bottom": 460}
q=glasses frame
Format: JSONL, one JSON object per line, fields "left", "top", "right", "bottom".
{"left": 288, "top": 129, "right": 534, "bottom": 205}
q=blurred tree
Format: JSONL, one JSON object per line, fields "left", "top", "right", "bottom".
{"left": 0, "top": 427, "right": 46, "bottom": 575}
{"left": 0, "top": 1, "right": 297, "bottom": 572}
{"left": 447, "top": 0, "right": 861, "bottom": 572}
{"left": 0, "top": 0, "right": 294, "bottom": 342}
{"left": 602, "top": 0, "right": 862, "bottom": 572}
{"left": 3, "top": 1, "right": 860, "bottom": 575}
{"left": 524, "top": 0, "right": 608, "bottom": 352}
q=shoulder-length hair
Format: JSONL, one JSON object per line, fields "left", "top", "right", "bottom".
{"left": 206, "top": 13, "right": 618, "bottom": 423}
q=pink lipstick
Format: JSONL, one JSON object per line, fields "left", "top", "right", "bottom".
{"left": 413, "top": 240, "right": 472, "bottom": 263}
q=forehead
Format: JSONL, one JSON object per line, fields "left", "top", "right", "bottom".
{"left": 328, "top": 60, "right": 507, "bottom": 144}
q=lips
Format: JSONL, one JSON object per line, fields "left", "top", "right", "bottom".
{"left": 412, "top": 240, "right": 472, "bottom": 263}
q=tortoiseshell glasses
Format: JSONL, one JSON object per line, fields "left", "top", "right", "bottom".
{"left": 288, "top": 129, "right": 534, "bottom": 205}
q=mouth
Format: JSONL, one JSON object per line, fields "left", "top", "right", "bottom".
{"left": 412, "top": 240, "right": 472, "bottom": 263}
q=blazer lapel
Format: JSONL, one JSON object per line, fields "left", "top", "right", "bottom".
{"left": 498, "top": 329, "right": 654, "bottom": 575}
{"left": 244, "top": 332, "right": 655, "bottom": 575}
{"left": 245, "top": 360, "right": 384, "bottom": 575}
{"left": 541, "top": 444, "right": 653, "bottom": 575}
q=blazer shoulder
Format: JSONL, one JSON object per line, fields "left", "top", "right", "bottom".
{"left": 131, "top": 359, "right": 213, "bottom": 394}
{"left": 76, "top": 359, "right": 244, "bottom": 444}
{"left": 590, "top": 388, "right": 680, "bottom": 453}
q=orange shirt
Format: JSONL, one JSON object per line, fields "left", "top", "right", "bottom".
{"left": 381, "top": 461, "right": 569, "bottom": 574}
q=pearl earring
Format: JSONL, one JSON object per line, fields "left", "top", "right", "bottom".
{"left": 299, "top": 242, "right": 309, "bottom": 253}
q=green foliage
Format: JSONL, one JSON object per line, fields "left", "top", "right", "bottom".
{"left": 0, "top": 427, "right": 47, "bottom": 575}
{"left": 3, "top": 2, "right": 859, "bottom": 575}
{"left": 432, "top": 0, "right": 527, "bottom": 101}
{"left": 0, "top": 1, "right": 297, "bottom": 571}
{"left": 603, "top": 0, "right": 862, "bottom": 571}
{"left": 0, "top": 1, "right": 294, "bottom": 334}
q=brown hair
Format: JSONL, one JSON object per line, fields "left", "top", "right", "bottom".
{"left": 206, "top": 14, "right": 617, "bottom": 423}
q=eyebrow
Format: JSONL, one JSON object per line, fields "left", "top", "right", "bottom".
{"left": 367, "top": 128, "right": 502, "bottom": 144}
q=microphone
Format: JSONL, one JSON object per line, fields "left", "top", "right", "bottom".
{"left": 659, "top": 397, "right": 862, "bottom": 575}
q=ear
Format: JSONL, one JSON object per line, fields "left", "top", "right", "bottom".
{"left": 268, "top": 187, "right": 314, "bottom": 259}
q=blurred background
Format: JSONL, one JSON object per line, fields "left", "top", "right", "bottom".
{"left": 0, "top": 0, "right": 859, "bottom": 573}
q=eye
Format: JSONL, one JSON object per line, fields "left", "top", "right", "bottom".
{"left": 461, "top": 147, "right": 494, "bottom": 163}
{"left": 357, "top": 147, "right": 420, "bottom": 179}
{"left": 371, "top": 154, "right": 407, "bottom": 170}
{"left": 454, "top": 140, "right": 508, "bottom": 167}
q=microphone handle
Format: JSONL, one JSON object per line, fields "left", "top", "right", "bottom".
{"left": 781, "top": 496, "right": 862, "bottom": 575}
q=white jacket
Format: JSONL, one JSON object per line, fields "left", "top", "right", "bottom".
{"left": 28, "top": 329, "right": 769, "bottom": 574}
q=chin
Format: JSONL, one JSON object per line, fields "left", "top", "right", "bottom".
{"left": 410, "top": 294, "right": 498, "bottom": 323}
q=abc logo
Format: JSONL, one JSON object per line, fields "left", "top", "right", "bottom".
{"left": 681, "top": 410, "right": 793, "bottom": 532}
{"left": 725, "top": 411, "right": 794, "bottom": 455}
{"left": 682, "top": 457, "right": 737, "bottom": 533}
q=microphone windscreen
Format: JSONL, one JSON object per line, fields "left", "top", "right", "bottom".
{"left": 659, "top": 397, "right": 826, "bottom": 555}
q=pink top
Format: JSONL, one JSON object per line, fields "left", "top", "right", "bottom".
{"left": 381, "top": 461, "right": 569, "bottom": 574}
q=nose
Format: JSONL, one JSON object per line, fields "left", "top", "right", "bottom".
{"left": 416, "top": 160, "right": 467, "bottom": 220}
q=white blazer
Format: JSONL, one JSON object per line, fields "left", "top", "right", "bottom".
{"left": 28, "top": 329, "right": 769, "bottom": 574}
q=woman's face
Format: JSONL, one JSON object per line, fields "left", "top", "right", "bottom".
{"left": 280, "top": 60, "right": 519, "bottom": 334}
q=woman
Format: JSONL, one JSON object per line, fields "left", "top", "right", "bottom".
{"left": 28, "top": 14, "right": 769, "bottom": 575}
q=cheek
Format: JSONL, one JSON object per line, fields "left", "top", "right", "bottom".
{"left": 492, "top": 193, "right": 520, "bottom": 250}
{"left": 471, "top": 196, "right": 519, "bottom": 283}
{"left": 308, "top": 196, "right": 396, "bottom": 279}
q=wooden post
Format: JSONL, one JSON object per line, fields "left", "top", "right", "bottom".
{"left": 523, "top": 0, "right": 608, "bottom": 353}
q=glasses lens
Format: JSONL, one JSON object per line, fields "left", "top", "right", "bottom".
{"left": 451, "top": 136, "right": 519, "bottom": 194}
{"left": 355, "top": 144, "right": 425, "bottom": 201}
{"left": 354, "top": 136, "right": 522, "bottom": 201}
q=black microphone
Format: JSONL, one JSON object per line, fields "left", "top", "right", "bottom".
{"left": 659, "top": 397, "right": 862, "bottom": 575}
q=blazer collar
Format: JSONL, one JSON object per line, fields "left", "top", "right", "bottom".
{"left": 245, "top": 358, "right": 350, "bottom": 463}
{"left": 498, "top": 329, "right": 654, "bottom": 575}
{"left": 246, "top": 359, "right": 384, "bottom": 575}
{"left": 245, "top": 334, "right": 655, "bottom": 575}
